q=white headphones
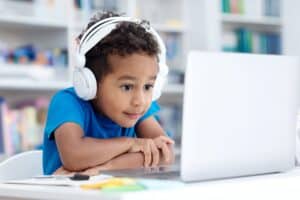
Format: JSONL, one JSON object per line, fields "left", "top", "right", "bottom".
{"left": 73, "top": 16, "right": 169, "bottom": 101}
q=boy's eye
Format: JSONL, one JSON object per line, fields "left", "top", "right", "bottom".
{"left": 120, "top": 84, "right": 133, "bottom": 91}
{"left": 144, "top": 84, "right": 154, "bottom": 91}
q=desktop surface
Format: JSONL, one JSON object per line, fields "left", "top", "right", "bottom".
{"left": 0, "top": 167, "right": 300, "bottom": 200}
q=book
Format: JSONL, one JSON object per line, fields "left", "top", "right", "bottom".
{"left": 264, "top": 0, "right": 281, "bottom": 17}
{"left": 0, "top": 98, "right": 5, "bottom": 154}
{"left": 0, "top": 97, "right": 49, "bottom": 155}
{"left": 222, "top": 30, "right": 237, "bottom": 52}
{"left": 0, "top": 98, "right": 14, "bottom": 155}
{"left": 236, "top": 28, "right": 253, "bottom": 53}
{"left": 222, "top": 0, "right": 231, "bottom": 13}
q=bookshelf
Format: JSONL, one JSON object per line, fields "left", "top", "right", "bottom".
{"left": 208, "top": 0, "right": 281, "bottom": 54}
{"left": 186, "top": 0, "right": 300, "bottom": 56}
{"left": 0, "top": 0, "right": 70, "bottom": 157}
{"left": 221, "top": 14, "right": 282, "bottom": 27}
{"left": 0, "top": 15, "right": 67, "bottom": 29}
{"left": 221, "top": 1, "right": 282, "bottom": 54}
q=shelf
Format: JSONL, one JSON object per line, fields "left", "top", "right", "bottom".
{"left": 0, "top": 79, "right": 71, "bottom": 91}
{"left": 0, "top": 64, "right": 67, "bottom": 80}
{"left": 71, "top": 21, "right": 185, "bottom": 33}
{"left": 163, "top": 84, "right": 184, "bottom": 94}
{"left": 0, "top": 14, "right": 67, "bottom": 30}
{"left": 153, "top": 24, "right": 185, "bottom": 33}
{"left": 221, "top": 14, "right": 282, "bottom": 27}
{"left": 0, "top": 64, "right": 71, "bottom": 90}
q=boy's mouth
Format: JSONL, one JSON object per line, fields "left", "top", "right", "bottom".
{"left": 123, "top": 112, "right": 143, "bottom": 120}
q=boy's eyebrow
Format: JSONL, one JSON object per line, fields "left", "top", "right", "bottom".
{"left": 117, "top": 75, "right": 157, "bottom": 81}
{"left": 117, "top": 75, "right": 137, "bottom": 81}
{"left": 148, "top": 75, "right": 157, "bottom": 80}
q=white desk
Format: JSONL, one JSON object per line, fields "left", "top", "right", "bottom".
{"left": 0, "top": 167, "right": 300, "bottom": 200}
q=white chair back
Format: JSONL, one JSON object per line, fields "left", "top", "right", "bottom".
{"left": 0, "top": 150, "right": 43, "bottom": 181}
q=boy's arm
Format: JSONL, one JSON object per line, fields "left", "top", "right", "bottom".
{"left": 53, "top": 152, "right": 145, "bottom": 176}
{"left": 54, "top": 151, "right": 172, "bottom": 176}
{"left": 80, "top": 147, "right": 174, "bottom": 176}
{"left": 54, "top": 122, "right": 157, "bottom": 171}
{"left": 135, "top": 117, "right": 175, "bottom": 164}
{"left": 54, "top": 117, "right": 175, "bottom": 175}
{"left": 79, "top": 152, "right": 145, "bottom": 176}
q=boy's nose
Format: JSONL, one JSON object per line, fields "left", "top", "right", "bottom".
{"left": 131, "top": 90, "right": 146, "bottom": 107}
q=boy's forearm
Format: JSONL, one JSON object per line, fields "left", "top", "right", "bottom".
{"left": 105, "top": 152, "right": 145, "bottom": 170}
{"left": 54, "top": 152, "right": 144, "bottom": 176}
{"left": 56, "top": 146, "right": 175, "bottom": 176}
{"left": 104, "top": 145, "right": 175, "bottom": 171}
{"left": 63, "top": 152, "right": 145, "bottom": 176}
{"left": 59, "top": 136, "right": 134, "bottom": 171}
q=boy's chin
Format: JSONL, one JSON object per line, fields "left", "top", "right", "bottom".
{"left": 119, "top": 120, "right": 138, "bottom": 128}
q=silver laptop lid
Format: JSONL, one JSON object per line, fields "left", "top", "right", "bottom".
{"left": 181, "top": 51, "right": 300, "bottom": 182}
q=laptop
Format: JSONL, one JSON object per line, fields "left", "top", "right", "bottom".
{"left": 103, "top": 51, "right": 300, "bottom": 182}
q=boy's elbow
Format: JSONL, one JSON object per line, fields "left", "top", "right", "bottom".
{"left": 62, "top": 160, "right": 84, "bottom": 172}
{"left": 60, "top": 151, "right": 87, "bottom": 172}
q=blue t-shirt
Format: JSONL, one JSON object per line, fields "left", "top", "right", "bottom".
{"left": 43, "top": 87, "right": 160, "bottom": 175}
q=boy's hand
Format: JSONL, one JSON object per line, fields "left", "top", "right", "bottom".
{"left": 129, "top": 138, "right": 160, "bottom": 167}
{"left": 53, "top": 166, "right": 75, "bottom": 176}
{"left": 153, "top": 136, "right": 175, "bottom": 164}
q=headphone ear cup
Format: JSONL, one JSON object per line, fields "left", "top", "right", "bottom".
{"left": 73, "top": 67, "right": 97, "bottom": 100}
{"left": 76, "top": 54, "right": 86, "bottom": 68}
{"left": 152, "top": 63, "right": 168, "bottom": 101}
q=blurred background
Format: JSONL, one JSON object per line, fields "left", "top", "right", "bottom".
{"left": 0, "top": 0, "right": 298, "bottom": 159}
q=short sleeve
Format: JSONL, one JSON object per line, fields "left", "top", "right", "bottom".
{"left": 44, "top": 90, "right": 85, "bottom": 140}
{"left": 136, "top": 101, "right": 160, "bottom": 125}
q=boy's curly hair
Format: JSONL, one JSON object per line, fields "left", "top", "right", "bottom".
{"left": 77, "top": 11, "right": 160, "bottom": 82}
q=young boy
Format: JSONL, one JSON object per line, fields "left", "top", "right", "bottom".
{"left": 43, "top": 12, "right": 175, "bottom": 175}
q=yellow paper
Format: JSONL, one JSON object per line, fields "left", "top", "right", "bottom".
{"left": 80, "top": 178, "right": 136, "bottom": 190}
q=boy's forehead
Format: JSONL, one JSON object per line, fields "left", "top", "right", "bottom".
{"left": 108, "top": 53, "right": 158, "bottom": 63}
{"left": 113, "top": 65, "right": 159, "bottom": 79}
{"left": 107, "top": 53, "right": 159, "bottom": 74}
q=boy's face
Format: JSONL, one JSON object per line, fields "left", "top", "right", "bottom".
{"left": 92, "top": 53, "right": 158, "bottom": 128}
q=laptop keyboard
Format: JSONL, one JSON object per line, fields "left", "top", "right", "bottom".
{"left": 102, "top": 165, "right": 180, "bottom": 180}
{"left": 140, "top": 170, "right": 180, "bottom": 180}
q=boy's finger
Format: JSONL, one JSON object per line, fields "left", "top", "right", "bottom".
{"left": 161, "top": 143, "right": 170, "bottom": 162}
{"left": 143, "top": 145, "right": 151, "bottom": 167}
{"left": 160, "top": 136, "right": 175, "bottom": 144}
{"left": 154, "top": 139, "right": 163, "bottom": 149}
{"left": 150, "top": 142, "right": 160, "bottom": 167}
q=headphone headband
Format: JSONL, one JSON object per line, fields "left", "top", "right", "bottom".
{"left": 78, "top": 17, "right": 166, "bottom": 63}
